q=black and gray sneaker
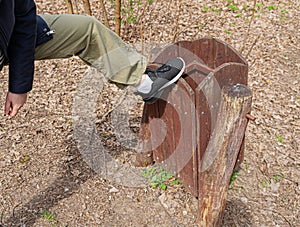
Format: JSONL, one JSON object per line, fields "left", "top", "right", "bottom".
{"left": 135, "top": 57, "right": 185, "bottom": 103}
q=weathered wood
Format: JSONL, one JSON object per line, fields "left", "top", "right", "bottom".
{"left": 135, "top": 102, "right": 159, "bottom": 167}
{"left": 198, "top": 84, "right": 252, "bottom": 226}
{"left": 156, "top": 79, "right": 197, "bottom": 194}
{"left": 137, "top": 38, "right": 249, "bottom": 201}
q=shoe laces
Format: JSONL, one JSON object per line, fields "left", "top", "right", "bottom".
{"left": 146, "top": 64, "right": 171, "bottom": 79}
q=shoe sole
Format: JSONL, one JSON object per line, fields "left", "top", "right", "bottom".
{"left": 144, "top": 57, "right": 185, "bottom": 103}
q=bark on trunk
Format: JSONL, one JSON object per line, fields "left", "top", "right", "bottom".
{"left": 99, "top": 0, "right": 110, "bottom": 27}
{"left": 65, "top": 0, "right": 74, "bottom": 14}
{"left": 198, "top": 84, "right": 252, "bottom": 226}
{"left": 83, "top": 0, "right": 92, "bottom": 15}
{"left": 115, "top": 0, "right": 122, "bottom": 36}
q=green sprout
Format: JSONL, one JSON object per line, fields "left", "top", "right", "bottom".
{"left": 142, "top": 167, "right": 176, "bottom": 190}
{"left": 202, "top": 6, "right": 208, "bottom": 12}
{"left": 229, "top": 171, "right": 240, "bottom": 189}
{"left": 41, "top": 210, "right": 57, "bottom": 223}
{"left": 276, "top": 135, "right": 283, "bottom": 143}
{"left": 227, "top": 4, "right": 239, "bottom": 11}
{"left": 267, "top": 5, "right": 276, "bottom": 11}
{"left": 225, "top": 29, "right": 232, "bottom": 34}
{"left": 255, "top": 3, "right": 264, "bottom": 8}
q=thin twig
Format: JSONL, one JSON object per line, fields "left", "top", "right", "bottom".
{"left": 128, "top": 1, "right": 152, "bottom": 40}
{"left": 140, "top": 15, "right": 145, "bottom": 56}
{"left": 99, "top": 0, "right": 109, "bottom": 28}
{"left": 240, "top": 0, "right": 257, "bottom": 54}
{"left": 245, "top": 34, "right": 260, "bottom": 59}
{"left": 73, "top": 0, "right": 78, "bottom": 14}
{"left": 97, "top": 90, "right": 128, "bottom": 124}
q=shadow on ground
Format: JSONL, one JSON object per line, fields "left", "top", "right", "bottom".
{"left": 3, "top": 137, "right": 253, "bottom": 226}
{"left": 3, "top": 140, "right": 95, "bottom": 226}
{"left": 222, "top": 199, "right": 253, "bottom": 226}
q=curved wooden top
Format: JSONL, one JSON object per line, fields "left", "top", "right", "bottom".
{"left": 151, "top": 38, "right": 247, "bottom": 69}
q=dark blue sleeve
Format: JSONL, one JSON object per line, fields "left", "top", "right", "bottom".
{"left": 7, "top": 0, "right": 37, "bottom": 94}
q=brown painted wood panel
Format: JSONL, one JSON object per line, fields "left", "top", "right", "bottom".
{"left": 170, "top": 78, "right": 197, "bottom": 195}
{"left": 138, "top": 38, "right": 249, "bottom": 201}
{"left": 213, "top": 39, "right": 247, "bottom": 66}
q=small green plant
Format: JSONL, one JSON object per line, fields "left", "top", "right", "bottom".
{"left": 227, "top": 4, "right": 239, "bottom": 11}
{"left": 273, "top": 173, "right": 285, "bottom": 182}
{"left": 202, "top": 6, "right": 208, "bottom": 12}
{"left": 225, "top": 29, "right": 232, "bottom": 34}
{"left": 273, "top": 174, "right": 280, "bottom": 182}
{"left": 142, "top": 167, "right": 175, "bottom": 190}
{"left": 255, "top": 3, "right": 264, "bottom": 8}
{"left": 243, "top": 4, "right": 250, "bottom": 10}
{"left": 209, "top": 7, "right": 221, "bottom": 14}
{"left": 171, "top": 179, "right": 180, "bottom": 185}
{"left": 19, "top": 154, "right": 30, "bottom": 164}
{"left": 229, "top": 171, "right": 240, "bottom": 189}
{"left": 267, "top": 5, "right": 276, "bottom": 11}
{"left": 276, "top": 135, "right": 283, "bottom": 143}
{"left": 41, "top": 210, "right": 56, "bottom": 223}
{"left": 262, "top": 178, "right": 271, "bottom": 188}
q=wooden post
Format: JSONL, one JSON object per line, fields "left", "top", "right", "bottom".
{"left": 198, "top": 84, "right": 252, "bottom": 226}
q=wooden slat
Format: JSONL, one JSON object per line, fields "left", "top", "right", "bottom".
{"left": 213, "top": 39, "right": 248, "bottom": 66}
{"left": 170, "top": 78, "right": 197, "bottom": 195}
{"left": 153, "top": 90, "right": 176, "bottom": 164}
{"left": 193, "top": 38, "right": 215, "bottom": 69}
{"left": 213, "top": 62, "right": 248, "bottom": 87}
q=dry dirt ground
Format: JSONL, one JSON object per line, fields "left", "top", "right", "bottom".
{"left": 0, "top": 0, "right": 299, "bottom": 226}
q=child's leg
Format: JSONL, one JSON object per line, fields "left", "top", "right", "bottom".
{"left": 35, "top": 14, "right": 147, "bottom": 86}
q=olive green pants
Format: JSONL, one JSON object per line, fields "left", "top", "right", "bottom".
{"left": 35, "top": 14, "right": 147, "bottom": 86}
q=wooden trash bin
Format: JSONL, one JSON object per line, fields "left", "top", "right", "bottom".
{"left": 136, "top": 38, "right": 252, "bottom": 226}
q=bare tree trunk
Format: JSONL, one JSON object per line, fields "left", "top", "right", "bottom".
{"left": 99, "top": 0, "right": 110, "bottom": 27}
{"left": 73, "top": 0, "right": 79, "bottom": 14}
{"left": 83, "top": 0, "right": 92, "bottom": 15}
{"left": 65, "top": 0, "right": 74, "bottom": 14}
{"left": 115, "top": 0, "right": 122, "bottom": 36}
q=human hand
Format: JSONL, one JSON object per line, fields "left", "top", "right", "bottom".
{"left": 4, "top": 92, "right": 27, "bottom": 117}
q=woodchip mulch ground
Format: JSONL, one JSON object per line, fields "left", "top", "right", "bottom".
{"left": 0, "top": 0, "right": 299, "bottom": 226}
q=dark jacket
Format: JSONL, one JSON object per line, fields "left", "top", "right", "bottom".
{"left": 0, "top": 0, "right": 36, "bottom": 94}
